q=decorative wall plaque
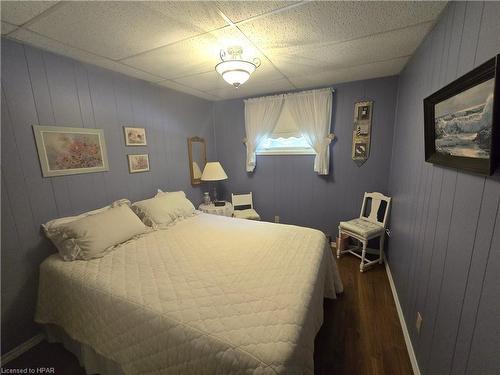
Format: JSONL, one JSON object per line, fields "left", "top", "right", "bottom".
{"left": 352, "top": 101, "right": 373, "bottom": 166}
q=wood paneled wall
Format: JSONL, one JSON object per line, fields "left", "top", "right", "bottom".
{"left": 1, "top": 39, "right": 214, "bottom": 353}
{"left": 387, "top": 2, "right": 500, "bottom": 374}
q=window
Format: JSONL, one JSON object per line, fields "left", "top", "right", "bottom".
{"left": 256, "top": 137, "right": 315, "bottom": 155}
{"left": 255, "top": 102, "right": 315, "bottom": 155}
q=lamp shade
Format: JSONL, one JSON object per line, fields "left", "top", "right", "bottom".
{"left": 201, "top": 162, "right": 228, "bottom": 181}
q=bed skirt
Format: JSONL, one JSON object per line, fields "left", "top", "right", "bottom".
{"left": 43, "top": 324, "right": 125, "bottom": 375}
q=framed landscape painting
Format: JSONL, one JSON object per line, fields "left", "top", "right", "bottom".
{"left": 33, "top": 126, "right": 109, "bottom": 177}
{"left": 128, "top": 154, "right": 150, "bottom": 173}
{"left": 424, "top": 55, "right": 499, "bottom": 176}
{"left": 124, "top": 126, "right": 147, "bottom": 146}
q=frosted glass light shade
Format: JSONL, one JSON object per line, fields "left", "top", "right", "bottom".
{"left": 222, "top": 70, "right": 250, "bottom": 86}
{"left": 215, "top": 60, "right": 256, "bottom": 87}
{"left": 201, "top": 162, "right": 228, "bottom": 181}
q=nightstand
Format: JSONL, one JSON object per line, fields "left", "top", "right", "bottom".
{"left": 198, "top": 202, "right": 234, "bottom": 217}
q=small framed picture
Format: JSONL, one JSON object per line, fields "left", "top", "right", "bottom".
{"left": 357, "top": 105, "right": 371, "bottom": 121}
{"left": 128, "top": 154, "right": 150, "bottom": 173}
{"left": 354, "top": 142, "right": 367, "bottom": 158}
{"left": 124, "top": 127, "right": 147, "bottom": 146}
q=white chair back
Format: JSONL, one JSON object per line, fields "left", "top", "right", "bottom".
{"left": 232, "top": 192, "right": 254, "bottom": 209}
{"left": 360, "top": 192, "right": 391, "bottom": 228}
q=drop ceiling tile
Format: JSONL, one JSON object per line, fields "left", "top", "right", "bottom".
{"left": 9, "top": 28, "right": 165, "bottom": 83}
{"left": 216, "top": 1, "right": 299, "bottom": 23}
{"left": 1, "top": 21, "right": 18, "bottom": 35}
{"left": 174, "top": 71, "right": 229, "bottom": 92}
{"left": 0, "top": 1, "right": 58, "bottom": 26}
{"left": 156, "top": 80, "right": 219, "bottom": 101}
{"left": 208, "top": 77, "right": 294, "bottom": 100}
{"left": 24, "top": 1, "right": 227, "bottom": 60}
{"left": 269, "top": 22, "right": 432, "bottom": 77}
{"left": 239, "top": 1, "right": 446, "bottom": 49}
{"left": 289, "top": 56, "right": 409, "bottom": 89}
{"left": 123, "top": 26, "right": 266, "bottom": 80}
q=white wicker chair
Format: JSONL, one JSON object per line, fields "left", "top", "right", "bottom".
{"left": 338, "top": 192, "right": 391, "bottom": 272}
{"left": 231, "top": 192, "right": 261, "bottom": 220}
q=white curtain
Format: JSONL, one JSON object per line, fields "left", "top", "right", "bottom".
{"left": 285, "top": 88, "right": 333, "bottom": 175}
{"left": 244, "top": 95, "right": 284, "bottom": 172}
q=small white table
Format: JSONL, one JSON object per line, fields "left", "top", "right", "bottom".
{"left": 198, "top": 202, "right": 234, "bottom": 217}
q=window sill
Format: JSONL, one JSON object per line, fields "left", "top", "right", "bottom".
{"left": 256, "top": 149, "right": 316, "bottom": 156}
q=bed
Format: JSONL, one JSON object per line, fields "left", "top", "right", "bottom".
{"left": 36, "top": 213, "right": 343, "bottom": 374}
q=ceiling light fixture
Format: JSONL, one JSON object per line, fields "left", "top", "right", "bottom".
{"left": 215, "top": 46, "right": 261, "bottom": 88}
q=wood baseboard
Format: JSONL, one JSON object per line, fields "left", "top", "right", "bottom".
{"left": 1, "top": 333, "right": 45, "bottom": 366}
{"left": 385, "top": 261, "right": 421, "bottom": 375}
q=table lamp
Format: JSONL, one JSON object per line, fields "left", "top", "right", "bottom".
{"left": 201, "top": 162, "right": 228, "bottom": 206}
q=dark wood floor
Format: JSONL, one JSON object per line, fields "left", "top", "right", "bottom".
{"left": 2, "top": 256, "right": 412, "bottom": 375}
{"left": 314, "top": 256, "right": 413, "bottom": 375}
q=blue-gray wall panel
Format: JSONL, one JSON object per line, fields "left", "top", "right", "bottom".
{"left": 1, "top": 38, "right": 214, "bottom": 353}
{"left": 466, "top": 207, "right": 500, "bottom": 374}
{"left": 387, "top": 2, "right": 500, "bottom": 375}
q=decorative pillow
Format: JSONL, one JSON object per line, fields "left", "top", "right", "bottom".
{"left": 43, "top": 199, "right": 130, "bottom": 231}
{"left": 132, "top": 191, "right": 195, "bottom": 229}
{"left": 43, "top": 200, "right": 148, "bottom": 261}
{"left": 43, "top": 199, "right": 129, "bottom": 260}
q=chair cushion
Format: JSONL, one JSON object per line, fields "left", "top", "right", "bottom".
{"left": 233, "top": 209, "right": 261, "bottom": 220}
{"left": 339, "top": 218, "right": 384, "bottom": 238}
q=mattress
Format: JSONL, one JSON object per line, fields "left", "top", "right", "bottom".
{"left": 36, "top": 213, "right": 343, "bottom": 374}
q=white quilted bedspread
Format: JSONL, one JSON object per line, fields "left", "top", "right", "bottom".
{"left": 36, "top": 213, "right": 343, "bottom": 375}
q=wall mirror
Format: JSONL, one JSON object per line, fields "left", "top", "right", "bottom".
{"left": 187, "top": 136, "right": 207, "bottom": 185}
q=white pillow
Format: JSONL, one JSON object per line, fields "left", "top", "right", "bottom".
{"left": 132, "top": 191, "right": 195, "bottom": 229}
{"left": 43, "top": 200, "right": 148, "bottom": 261}
{"left": 43, "top": 199, "right": 130, "bottom": 231}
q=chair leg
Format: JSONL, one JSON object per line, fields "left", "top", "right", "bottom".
{"left": 360, "top": 240, "right": 367, "bottom": 272}
{"left": 337, "top": 228, "right": 342, "bottom": 259}
{"left": 379, "top": 235, "right": 385, "bottom": 264}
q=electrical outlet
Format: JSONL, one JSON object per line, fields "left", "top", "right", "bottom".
{"left": 274, "top": 215, "right": 280, "bottom": 223}
{"left": 416, "top": 312, "right": 423, "bottom": 334}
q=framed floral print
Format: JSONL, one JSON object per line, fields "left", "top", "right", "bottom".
{"left": 128, "top": 154, "right": 150, "bottom": 173}
{"left": 124, "top": 127, "right": 147, "bottom": 146}
{"left": 33, "top": 125, "right": 109, "bottom": 177}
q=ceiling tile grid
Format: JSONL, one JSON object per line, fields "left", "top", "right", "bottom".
{"left": 288, "top": 56, "right": 410, "bottom": 89}
{"left": 266, "top": 22, "right": 434, "bottom": 78}
{"left": 1, "top": 21, "right": 17, "bottom": 35}
{"left": 1, "top": 1, "right": 58, "bottom": 26}
{"left": 1, "top": 1, "right": 447, "bottom": 101}
{"left": 21, "top": 1, "right": 227, "bottom": 60}
{"left": 121, "top": 26, "right": 252, "bottom": 79}
{"left": 8, "top": 28, "right": 167, "bottom": 83}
